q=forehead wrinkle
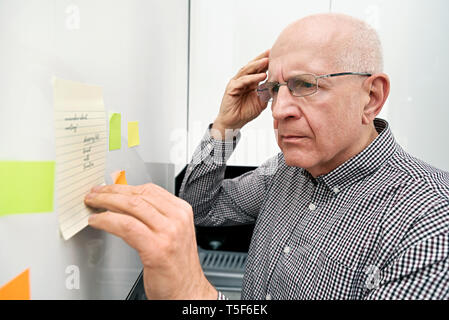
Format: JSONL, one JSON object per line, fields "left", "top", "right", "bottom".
{"left": 269, "top": 52, "right": 333, "bottom": 83}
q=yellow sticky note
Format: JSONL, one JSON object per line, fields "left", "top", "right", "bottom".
{"left": 0, "top": 161, "right": 55, "bottom": 216}
{"left": 114, "top": 171, "right": 128, "bottom": 185}
{"left": 128, "top": 121, "right": 140, "bottom": 147}
{"left": 0, "top": 269, "right": 31, "bottom": 300}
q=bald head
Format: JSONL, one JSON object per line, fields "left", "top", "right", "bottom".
{"left": 271, "top": 13, "right": 383, "bottom": 75}
{"left": 268, "top": 14, "right": 390, "bottom": 176}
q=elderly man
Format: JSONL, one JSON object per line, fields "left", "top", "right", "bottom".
{"left": 85, "top": 13, "right": 449, "bottom": 300}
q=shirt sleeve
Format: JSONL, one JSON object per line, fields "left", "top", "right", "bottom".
{"left": 179, "top": 125, "right": 279, "bottom": 227}
{"left": 365, "top": 201, "right": 449, "bottom": 300}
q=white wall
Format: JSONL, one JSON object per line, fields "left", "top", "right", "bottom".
{"left": 189, "top": 0, "right": 330, "bottom": 167}
{"left": 0, "top": 0, "right": 188, "bottom": 299}
{"left": 189, "top": 0, "right": 449, "bottom": 171}
{"left": 0, "top": 0, "right": 188, "bottom": 171}
{"left": 331, "top": 0, "right": 449, "bottom": 171}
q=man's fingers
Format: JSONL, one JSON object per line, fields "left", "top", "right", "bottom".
{"left": 85, "top": 192, "right": 169, "bottom": 230}
{"left": 250, "top": 49, "right": 270, "bottom": 63}
{"left": 228, "top": 73, "right": 268, "bottom": 95}
{"left": 91, "top": 183, "right": 174, "bottom": 198}
{"left": 88, "top": 211, "right": 154, "bottom": 255}
{"left": 87, "top": 182, "right": 192, "bottom": 220}
{"left": 134, "top": 183, "right": 193, "bottom": 220}
{"left": 234, "top": 57, "right": 269, "bottom": 80}
{"left": 90, "top": 183, "right": 136, "bottom": 195}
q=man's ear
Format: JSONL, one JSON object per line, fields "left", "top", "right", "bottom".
{"left": 362, "top": 73, "right": 390, "bottom": 125}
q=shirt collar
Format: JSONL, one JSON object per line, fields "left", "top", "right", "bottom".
{"left": 302, "top": 119, "right": 398, "bottom": 192}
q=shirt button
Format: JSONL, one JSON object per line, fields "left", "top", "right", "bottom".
{"left": 266, "top": 293, "right": 272, "bottom": 300}
{"left": 333, "top": 187, "right": 340, "bottom": 194}
{"left": 283, "top": 246, "right": 291, "bottom": 254}
{"left": 309, "top": 203, "right": 317, "bottom": 211}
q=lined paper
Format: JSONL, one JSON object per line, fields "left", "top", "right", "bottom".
{"left": 54, "top": 78, "right": 107, "bottom": 240}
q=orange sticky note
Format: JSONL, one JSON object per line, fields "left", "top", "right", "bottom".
{"left": 114, "top": 171, "right": 128, "bottom": 185}
{"left": 0, "top": 269, "right": 31, "bottom": 300}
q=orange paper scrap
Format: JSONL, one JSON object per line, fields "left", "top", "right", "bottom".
{"left": 0, "top": 269, "right": 31, "bottom": 300}
{"left": 110, "top": 170, "right": 120, "bottom": 183}
{"left": 114, "top": 171, "right": 128, "bottom": 185}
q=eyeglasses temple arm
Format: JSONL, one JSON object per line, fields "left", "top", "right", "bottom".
{"left": 319, "top": 72, "right": 372, "bottom": 79}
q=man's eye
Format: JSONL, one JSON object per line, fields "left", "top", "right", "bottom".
{"left": 269, "top": 84, "right": 279, "bottom": 94}
{"left": 295, "top": 81, "right": 315, "bottom": 88}
{"left": 303, "top": 82, "right": 315, "bottom": 88}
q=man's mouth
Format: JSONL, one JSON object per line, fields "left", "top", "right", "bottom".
{"left": 281, "top": 135, "right": 308, "bottom": 143}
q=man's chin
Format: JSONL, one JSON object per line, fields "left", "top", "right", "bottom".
{"left": 282, "top": 151, "right": 317, "bottom": 169}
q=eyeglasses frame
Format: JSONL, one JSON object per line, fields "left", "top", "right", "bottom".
{"left": 257, "top": 72, "right": 372, "bottom": 101}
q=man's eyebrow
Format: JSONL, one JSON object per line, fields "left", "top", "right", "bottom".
{"left": 267, "top": 70, "right": 331, "bottom": 83}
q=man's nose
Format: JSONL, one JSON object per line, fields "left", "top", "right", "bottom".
{"left": 271, "top": 85, "right": 302, "bottom": 121}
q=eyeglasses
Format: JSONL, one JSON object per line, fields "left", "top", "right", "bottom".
{"left": 256, "top": 72, "right": 372, "bottom": 103}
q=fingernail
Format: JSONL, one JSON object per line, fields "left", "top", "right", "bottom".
{"left": 85, "top": 192, "right": 95, "bottom": 200}
{"left": 91, "top": 185, "right": 102, "bottom": 192}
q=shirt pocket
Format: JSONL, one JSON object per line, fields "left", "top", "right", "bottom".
{"left": 320, "top": 211, "right": 380, "bottom": 271}
{"left": 301, "top": 249, "right": 367, "bottom": 299}
{"left": 299, "top": 215, "right": 380, "bottom": 299}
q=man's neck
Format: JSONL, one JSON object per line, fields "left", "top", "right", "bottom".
{"left": 309, "top": 126, "right": 379, "bottom": 178}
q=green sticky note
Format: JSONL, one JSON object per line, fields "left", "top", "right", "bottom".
{"left": 109, "top": 113, "right": 121, "bottom": 150}
{"left": 0, "top": 161, "right": 55, "bottom": 216}
{"left": 128, "top": 121, "right": 140, "bottom": 147}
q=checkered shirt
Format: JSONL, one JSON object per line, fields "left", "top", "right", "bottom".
{"left": 180, "top": 119, "right": 449, "bottom": 300}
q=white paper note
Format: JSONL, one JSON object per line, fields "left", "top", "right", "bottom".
{"left": 54, "top": 77, "right": 107, "bottom": 240}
